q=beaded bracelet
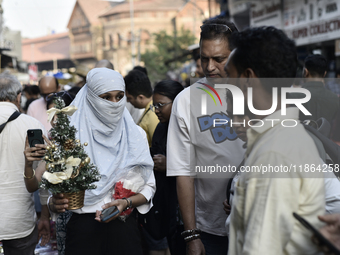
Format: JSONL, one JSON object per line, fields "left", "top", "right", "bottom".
{"left": 23, "top": 169, "right": 35, "bottom": 179}
{"left": 184, "top": 233, "right": 201, "bottom": 243}
{"left": 181, "top": 228, "right": 202, "bottom": 238}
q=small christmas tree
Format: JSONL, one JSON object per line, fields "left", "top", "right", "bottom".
{"left": 40, "top": 97, "right": 101, "bottom": 197}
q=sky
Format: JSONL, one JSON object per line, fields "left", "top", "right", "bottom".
{"left": 2, "top": 0, "right": 76, "bottom": 38}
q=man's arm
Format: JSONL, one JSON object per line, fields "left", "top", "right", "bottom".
{"left": 177, "top": 176, "right": 196, "bottom": 230}
{"left": 37, "top": 205, "right": 50, "bottom": 246}
{"left": 177, "top": 176, "right": 205, "bottom": 254}
{"left": 167, "top": 94, "right": 205, "bottom": 254}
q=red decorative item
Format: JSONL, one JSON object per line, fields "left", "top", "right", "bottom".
{"left": 113, "top": 181, "right": 136, "bottom": 216}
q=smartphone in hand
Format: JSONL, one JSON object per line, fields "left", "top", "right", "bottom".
{"left": 293, "top": 212, "right": 340, "bottom": 255}
{"left": 27, "top": 129, "right": 44, "bottom": 147}
{"left": 100, "top": 206, "right": 120, "bottom": 222}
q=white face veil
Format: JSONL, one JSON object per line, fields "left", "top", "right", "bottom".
{"left": 70, "top": 68, "right": 153, "bottom": 205}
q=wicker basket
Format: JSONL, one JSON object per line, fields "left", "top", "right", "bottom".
{"left": 63, "top": 190, "right": 85, "bottom": 210}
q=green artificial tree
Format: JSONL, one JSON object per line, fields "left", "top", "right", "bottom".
{"left": 40, "top": 97, "right": 101, "bottom": 195}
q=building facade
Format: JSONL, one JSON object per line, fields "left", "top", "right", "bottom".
{"left": 67, "top": 0, "right": 113, "bottom": 68}
{"left": 22, "top": 32, "right": 74, "bottom": 72}
{"left": 67, "top": 0, "right": 220, "bottom": 74}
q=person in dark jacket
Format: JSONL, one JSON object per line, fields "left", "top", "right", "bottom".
{"left": 290, "top": 54, "right": 339, "bottom": 125}
{"left": 140, "top": 80, "right": 184, "bottom": 255}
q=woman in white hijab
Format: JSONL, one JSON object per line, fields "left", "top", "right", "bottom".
{"left": 50, "top": 68, "right": 155, "bottom": 255}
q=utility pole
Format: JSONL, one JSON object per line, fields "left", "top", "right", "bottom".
{"left": 130, "top": 0, "right": 135, "bottom": 67}
{"left": 208, "top": 0, "right": 211, "bottom": 18}
{"left": 0, "top": 1, "right": 3, "bottom": 73}
{"left": 137, "top": 28, "right": 141, "bottom": 65}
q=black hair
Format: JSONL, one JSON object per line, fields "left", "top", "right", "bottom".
{"left": 304, "top": 54, "right": 327, "bottom": 77}
{"left": 46, "top": 91, "right": 75, "bottom": 109}
{"left": 133, "top": 66, "right": 148, "bottom": 76}
{"left": 200, "top": 18, "right": 238, "bottom": 50}
{"left": 23, "top": 85, "right": 40, "bottom": 95}
{"left": 153, "top": 80, "right": 184, "bottom": 101}
{"left": 230, "top": 26, "right": 298, "bottom": 90}
{"left": 124, "top": 70, "right": 152, "bottom": 98}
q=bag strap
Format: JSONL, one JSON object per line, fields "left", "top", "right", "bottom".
{"left": 137, "top": 107, "right": 151, "bottom": 125}
{"left": 0, "top": 111, "right": 21, "bottom": 134}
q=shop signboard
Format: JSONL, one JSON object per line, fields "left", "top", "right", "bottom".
{"left": 250, "top": 0, "right": 282, "bottom": 28}
{"left": 28, "top": 64, "right": 38, "bottom": 81}
{"left": 228, "top": 0, "right": 250, "bottom": 16}
{"left": 284, "top": 0, "right": 340, "bottom": 46}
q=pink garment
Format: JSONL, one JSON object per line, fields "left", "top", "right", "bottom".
{"left": 27, "top": 97, "right": 52, "bottom": 131}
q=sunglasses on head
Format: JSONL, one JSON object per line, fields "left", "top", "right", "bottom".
{"left": 200, "top": 24, "right": 232, "bottom": 33}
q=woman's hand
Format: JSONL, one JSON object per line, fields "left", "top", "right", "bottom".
{"left": 153, "top": 154, "right": 166, "bottom": 172}
{"left": 50, "top": 193, "right": 69, "bottom": 213}
{"left": 95, "top": 199, "right": 128, "bottom": 223}
{"left": 24, "top": 135, "right": 50, "bottom": 162}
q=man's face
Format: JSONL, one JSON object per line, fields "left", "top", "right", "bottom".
{"left": 225, "top": 50, "right": 252, "bottom": 119}
{"left": 126, "top": 91, "right": 142, "bottom": 109}
{"left": 200, "top": 38, "right": 231, "bottom": 78}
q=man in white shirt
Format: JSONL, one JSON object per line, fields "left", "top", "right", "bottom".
{"left": 0, "top": 72, "right": 49, "bottom": 254}
{"left": 224, "top": 26, "right": 325, "bottom": 254}
{"left": 167, "top": 18, "right": 245, "bottom": 255}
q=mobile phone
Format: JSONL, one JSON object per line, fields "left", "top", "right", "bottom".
{"left": 27, "top": 129, "right": 44, "bottom": 147}
{"left": 293, "top": 212, "right": 340, "bottom": 255}
{"left": 100, "top": 206, "right": 119, "bottom": 222}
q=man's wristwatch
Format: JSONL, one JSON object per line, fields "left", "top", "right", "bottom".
{"left": 122, "top": 197, "right": 132, "bottom": 210}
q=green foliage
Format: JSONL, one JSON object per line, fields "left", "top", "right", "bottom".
{"left": 40, "top": 97, "right": 101, "bottom": 195}
{"left": 141, "top": 27, "right": 196, "bottom": 83}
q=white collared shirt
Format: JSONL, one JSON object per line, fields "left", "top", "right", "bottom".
{"left": 229, "top": 108, "right": 325, "bottom": 255}
{"left": 0, "top": 102, "right": 47, "bottom": 240}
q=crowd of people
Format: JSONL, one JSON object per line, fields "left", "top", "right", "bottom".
{"left": 1, "top": 17, "right": 340, "bottom": 255}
